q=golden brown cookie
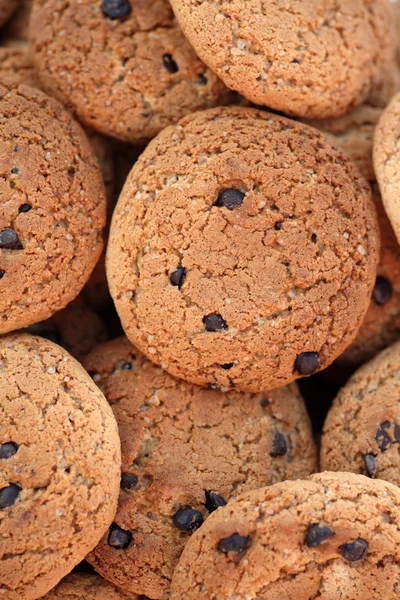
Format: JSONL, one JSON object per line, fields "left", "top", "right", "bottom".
{"left": 0, "top": 80, "right": 106, "bottom": 333}
{"left": 171, "top": 472, "right": 400, "bottom": 600}
{"left": 0, "top": 333, "right": 121, "bottom": 600}
{"left": 321, "top": 340, "right": 400, "bottom": 486}
{"left": 29, "top": 0, "right": 232, "bottom": 142}
{"left": 169, "top": 0, "right": 393, "bottom": 119}
{"left": 0, "top": 0, "right": 19, "bottom": 28}
{"left": 41, "top": 573, "right": 132, "bottom": 600}
{"left": 107, "top": 106, "right": 380, "bottom": 393}
{"left": 83, "top": 336, "right": 316, "bottom": 599}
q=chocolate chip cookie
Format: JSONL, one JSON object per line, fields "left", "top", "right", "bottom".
{"left": 0, "top": 333, "right": 121, "bottom": 600}
{"left": 169, "top": 0, "right": 393, "bottom": 119}
{"left": 29, "top": 0, "right": 232, "bottom": 142}
{"left": 0, "top": 80, "right": 106, "bottom": 334}
{"left": 42, "top": 573, "right": 132, "bottom": 600}
{"left": 171, "top": 471, "right": 400, "bottom": 600}
{"left": 84, "top": 336, "right": 316, "bottom": 599}
{"left": 107, "top": 106, "right": 379, "bottom": 393}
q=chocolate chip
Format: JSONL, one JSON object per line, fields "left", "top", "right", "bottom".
{"left": 108, "top": 523, "right": 132, "bottom": 549}
{"left": 203, "top": 313, "right": 228, "bottom": 332}
{"left": 68, "top": 167, "right": 75, "bottom": 178}
{"left": 291, "top": 58, "right": 301, "bottom": 64}
{"left": 101, "top": 0, "right": 131, "bottom": 19}
{"left": 394, "top": 424, "right": 400, "bottom": 443}
{"left": 18, "top": 203, "right": 32, "bottom": 213}
{"left": 162, "top": 54, "right": 178, "bottom": 74}
{"left": 113, "top": 360, "right": 133, "bottom": 372}
{"left": 274, "top": 222, "right": 282, "bottom": 230}
{"left": 205, "top": 491, "right": 227, "bottom": 513}
{"left": 198, "top": 73, "right": 207, "bottom": 85}
{"left": 170, "top": 266, "right": 186, "bottom": 289}
{"left": 256, "top": 75, "right": 262, "bottom": 81}
{"left": 362, "top": 453, "right": 376, "bottom": 478}
{"left": 172, "top": 508, "right": 204, "bottom": 532}
{"left": 0, "top": 442, "right": 18, "bottom": 460}
{"left": 10, "top": 167, "right": 19, "bottom": 174}
{"left": 0, "top": 483, "right": 21, "bottom": 509}
{"left": 215, "top": 188, "right": 245, "bottom": 210}
{"left": 0, "top": 228, "right": 22, "bottom": 250}
{"left": 294, "top": 352, "right": 320, "bottom": 376}
{"left": 270, "top": 430, "right": 287, "bottom": 457}
{"left": 121, "top": 473, "right": 138, "bottom": 491}
{"left": 0, "top": 270, "right": 4, "bottom": 279}
{"left": 208, "top": 383, "right": 221, "bottom": 391}
{"left": 375, "top": 421, "right": 392, "bottom": 452}
{"left": 220, "top": 363, "right": 233, "bottom": 370}
{"left": 305, "top": 523, "right": 333, "bottom": 547}
{"left": 372, "top": 276, "right": 392, "bottom": 306}
{"left": 311, "top": 233, "right": 317, "bottom": 243}
{"left": 339, "top": 538, "right": 368, "bottom": 562}
{"left": 217, "top": 533, "right": 250, "bottom": 557}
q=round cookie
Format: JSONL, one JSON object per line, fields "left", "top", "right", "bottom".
{"left": 29, "top": 0, "right": 232, "bottom": 143}
{"left": 169, "top": 0, "right": 393, "bottom": 119}
{"left": 107, "top": 106, "right": 379, "bottom": 393}
{"left": 0, "top": 333, "right": 121, "bottom": 600}
{"left": 171, "top": 471, "right": 400, "bottom": 600}
{"left": 84, "top": 336, "right": 317, "bottom": 599}
{"left": 42, "top": 574, "right": 132, "bottom": 600}
{"left": 0, "top": 80, "right": 106, "bottom": 333}
{"left": 0, "top": 0, "right": 19, "bottom": 28}
{"left": 321, "top": 340, "right": 400, "bottom": 486}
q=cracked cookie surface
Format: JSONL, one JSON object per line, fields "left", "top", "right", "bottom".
{"left": 171, "top": 471, "right": 400, "bottom": 600}
{"left": 42, "top": 573, "right": 134, "bottom": 600}
{"left": 29, "top": 0, "right": 232, "bottom": 142}
{"left": 0, "top": 334, "right": 121, "bottom": 600}
{"left": 107, "top": 106, "right": 379, "bottom": 392}
{"left": 83, "top": 336, "right": 316, "bottom": 599}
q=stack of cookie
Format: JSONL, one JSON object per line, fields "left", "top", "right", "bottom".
{"left": 2, "top": 1, "right": 400, "bottom": 599}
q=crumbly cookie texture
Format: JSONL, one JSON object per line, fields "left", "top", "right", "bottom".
{"left": 29, "top": 0, "right": 232, "bottom": 142}
{"left": 0, "top": 43, "right": 39, "bottom": 89}
{"left": 0, "top": 334, "right": 121, "bottom": 600}
{"left": 0, "top": 80, "right": 106, "bottom": 333}
{"left": 84, "top": 336, "right": 316, "bottom": 599}
{"left": 321, "top": 340, "right": 400, "bottom": 486}
{"left": 107, "top": 106, "right": 379, "bottom": 393}
{"left": 0, "top": 0, "right": 19, "bottom": 29}
{"left": 41, "top": 573, "right": 133, "bottom": 600}
{"left": 171, "top": 471, "right": 400, "bottom": 600}
{"left": 169, "top": 0, "right": 393, "bottom": 119}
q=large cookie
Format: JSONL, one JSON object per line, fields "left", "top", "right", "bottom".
{"left": 0, "top": 334, "right": 120, "bottom": 600}
{"left": 84, "top": 336, "right": 316, "bottom": 598}
{"left": 107, "top": 106, "right": 379, "bottom": 393}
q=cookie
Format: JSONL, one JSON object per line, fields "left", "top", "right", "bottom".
{"left": 321, "top": 340, "right": 400, "bottom": 486}
{"left": 0, "top": 43, "right": 39, "bottom": 89}
{"left": 107, "top": 106, "right": 380, "bottom": 393}
{"left": 42, "top": 573, "right": 132, "bottom": 600}
{"left": 169, "top": 0, "right": 393, "bottom": 119}
{"left": 0, "top": 0, "right": 19, "bottom": 28}
{"left": 0, "top": 333, "right": 121, "bottom": 600}
{"left": 84, "top": 336, "right": 317, "bottom": 599}
{"left": 171, "top": 471, "right": 400, "bottom": 600}
{"left": 4, "top": 0, "right": 33, "bottom": 41}
{"left": 29, "top": 0, "right": 232, "bottom": 143}
{"left": 0, "top": 80, "right": 106, "bottom": 333}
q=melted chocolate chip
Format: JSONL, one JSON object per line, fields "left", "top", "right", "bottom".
{"left": 198, "top": 73, "right": 207, "bottom": 85}
{"left": 121, "top": 473, "right": 138, "bottom": 491}
{"left": 305, "top": 523, "right": 334, "bottom": 547}
{"left": 372, "top": 276, "right": 392, "bottom": 306}
{"left": 10, "top": 167, "right": 19, "bottom": 175}
{"left": 0, "top": 228, "right": 22, "bottom": 250}
{"left": 203, "top": 313, "right": 228, "bottom": 332}
{"left": 215, "top": 188, "right": 245, "bottom": 210}
{"left": 101, "top": 0, "right": 131, "bottom": 19}
{"left": 0, "top": 270, "right": 4, "bottom": 279}
{"left": 375, "top": 421, "right": 392, "bottom": 452}
{"left": 291, "top": 58, "right": 301, "bottom": 64}
{"left": 162, "top": 54, "right": 178, "bottom": 74}
{"left": 208, "top": 383, "right": 221, "bottom": 391}
{"left": 220, "top": 363, "right": 234, "bottom": 370}
{"left": 270, "top": 430, "right": 287, "bottom": 457}
{"left": 217, "top": 533, "right": 250, "bottom": 558}
{"left": 294, "top": 352, "right": 320, "bottom": 376}
{"left": 19, "top": 203, "right": 32, "bottom": 213}
{"left": 256, "top": 75, "right": 262, "bottom": 81}
{"left": 339, "top": 538, "right": 368, "bottom": 562}
{"left": 362, "top": 453, "right": 377, "bottom": 478}
{"left": 0, "top": 483, "right": 21, "bottom": 509}
{"left": 170, "top": 266, "right": 186, "bottom": 289}
{"left": 108, "top": 523, "right": 132, "bottom": 549}
{"left": 172, "top": 508, "right": 204, "bottom": 532}
{"left": 0, "top": 442, "right": 18, "bottom": 460}
{"left": 274, "top": 222, "right": 282, "bottom": 230}
{"left": 311, "top": 233, "right": 317, "bottom": 244}
{"left": 205, "top": 491, "right": 227, "bottom": 513}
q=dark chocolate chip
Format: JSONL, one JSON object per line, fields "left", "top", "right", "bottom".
{"left": 108, "top": 523, "right": 132, "bottom": 549}
{"left": 362, "top": 453, "right": 377, "bottom": 478}
{"left": 172, "top": 508, "right": 204, "bottom": 532}
{"left": 305, "top": 524, "right": 333, "bottom": 547}
{"left": 274, "top": 222, "right": 282, "bottom": 230}
{"left": 68, "top": 167, "right": 76, "bottom": 178}
{"left": 0, "top": 442, "right": 18, "bottom": 460}
{"left": 113, "top": 360, "right": 133, "bottom": 372}
{"left": 372, "top": 276, "right": 393, "bottom": 306}
{"left": 0, "top": 270, "right": 4, "bottom": 279}
{"left": 205, "top": 491, "right": 227, "bottom": 513}
{"left": 203, "top": 313, "right": 228, "bottom": 332}
{"left": 208, "top": 383, "right": 221, "bottom": 391}
{"left": 0, "top": 483, "right": 21, "bottom": 509}
{"left": 294, "top": 352, "right": 320, "bottom": 376}
{"left": 291, "top": 58, "right": 301, "bottom": 64}
{"left": 215, "top": 188, "right": 245, "bottom": 210}
{"left": 375, "top": 421, "right": 392, "bottom": 452}
{"left": 10, "top": 167, "right": 19, "bottom": 175}
{"left": 270, "top": 430, "right": 287, "bottom": 457}
{"left": 170, "top": 266, "right": 186, "bottom": 289}
{"left": 256, "top": 75, "right": 262, "bottom": 81}
{"left": 394, "top": 424, "right": 400, "bottom": 443}
{"left": 18, "top": 203, "right": 32, "bottom": 213}
{"left": 217, "top": 533, "right": 250, "bottom": 557}
{"left": 162, "top": 54, "right": 178, "bottom": 74}
{"left": 220, "top": 363, "right": 234, "bottom": 370}
{"left": 339, "top": 538, "right": 368, "bottom": 562}
{"left": 0, "top": 228, "right": 22, "bottom": 250}
{"left": 311, "top": 233, "right": 317, "bottom": 243}
{"left": 197, "top": 73, "right": 207, "bottom": 85}
{"left": 121, "top": 473, "right": 138, "bottom": 491}
{"left": 101, "top": 0, "right": 131, "bottom": 19}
